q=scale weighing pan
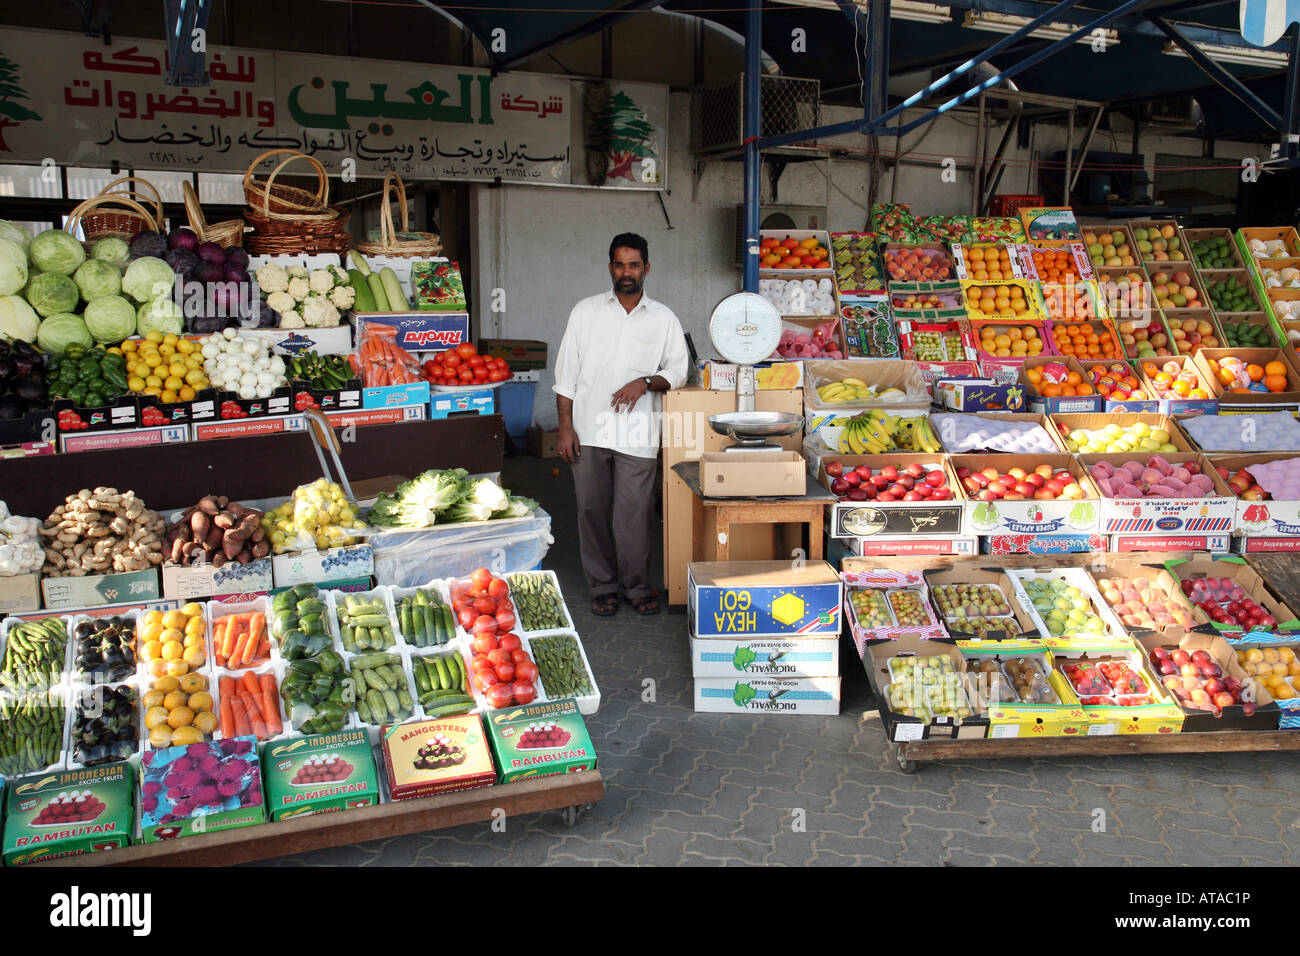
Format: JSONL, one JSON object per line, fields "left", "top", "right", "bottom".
{"left": 706, "top": 292, "right": 802, "bottom": 450}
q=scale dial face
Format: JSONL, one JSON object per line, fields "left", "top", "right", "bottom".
{"left": 709, "top": 293, "right": 782, "bottom": 366}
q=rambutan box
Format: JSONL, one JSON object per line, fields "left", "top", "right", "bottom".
{"left": 2, "top": 763, "right": 133, "bottom": 866}
{"left": 483, "top": 698, "right": 598, "bottom": 784}
{"left": 262, "top": 729, "right": 379, "bottom": 821}
{"left": 139, "top": 736, "right": 266, "bottom": 843}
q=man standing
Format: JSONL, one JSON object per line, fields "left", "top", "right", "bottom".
{"left": 553, "top": 234, "right": 690, "bottom": 617}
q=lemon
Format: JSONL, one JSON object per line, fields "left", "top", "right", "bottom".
{"left": 166, "top": 660, "right": 190, "bottom": 677}
{"left": 184, "top": 613, "right": 205, "bottom": 635}
{"left": 167, "top": 705, "right": 195, "bottom": 729}
{"left": 143, "top": 353, "right": 162, "bottom": 369}
{"left": 154, "top": 675, "right": 181, "bottom": 692}
{"left": 145, "top": 375, "right": 163, "bottom": 390}
{"left": 170, "top": 725, "right": 204, "bottom": 746}
{"left": 184, "top": 368, "right": 206, "bottom": 385}
{"left": 121, "top": 339, "right": 138, "bottom": 353}
{"left": 158, "top": 344, "right": 174, "bottom": 359}
{"left": 161, "top": 640, "right": 184, "bottom": 661}
{"left": 142, "top": 610, "right": 164, "bottom": 628}
{"left": 193, "top": 711, "right": 219, "bottom": 735}
{"left": 142, "top": 689, "right": 166, "bottom": 709}
{"left": 143, "top": 386, "right": 162, "bottom": 397}
{"left": 179, "top": 673, "right": 207, "bottom": 694}
{"left": 145, "top": 705, "right": 171, "bottom": 729}
{"left": 162, "top": 690, "right": 188, "bottom": 711}
{"left": 182, "top": 646, "right": 206, "bottom": 669}
{"left": 188, "top": 691, "right": 214, "bottom": 713}
{"left": 161, "top": 390, "right": 178, "bottom": 403}
{"left": 142, "top": 639, "right": 163, "bottom": 661}
{"left": 179, "top": 386, "right": 197, "bottom": 401}
{"left": 149, "top": 726, "right": 174, "bottom": 749}
{"left": 175, "top": 339, "right": 195, "bottom": 354}
{"left": 128, "top": 376, "right": 146, "bottom": 392}
{"left": 148, "top": 658, "right": 169, "bottom": 678}
{"left": 163, "top": 333, "right": 179, "bottom": 346}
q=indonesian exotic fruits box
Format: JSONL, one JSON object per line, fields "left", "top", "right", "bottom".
{"left": 139, "top": 737, "right": 266, "bottom": 842}
{"left": 2, "top": 763, "right": 134, "bottom": 866}
{"left": 484, "top": 697, "right": 598, "bottom": 784}
{"left": 381, "top": 714, "right": 496, "bottom": 800}
{"left": 262, "top": 729, "right": 380, "bottom": 821}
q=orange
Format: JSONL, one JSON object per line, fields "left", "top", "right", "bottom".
{"left": 1265, "top": 360, "right": 1288, "bottom": 378}
{"left": 1075, "top": 383, "right": 1094, "bottom": 395}
{"left": 1041, "top": 383, "right": 1062, "bottom": 397}
{"left": 1066, "top": 371, "right": 1082, "bottom": 386}
{"left": 1265, "top": 374, "right": 1289, "bottom": 392}
{"left": 1246, "top": 363, "right": 1265, "bottom": 382}
{"left": 1026, "top": 368, "right": 1044, "bottom": 385}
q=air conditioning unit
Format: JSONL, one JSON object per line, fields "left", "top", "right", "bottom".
{"left": 1150, "top": 95, "right": 1198, "bottom": 126}
{"left": 732, "top": 204, "right": 828, "bottom": 267}
{"left": 693, "top": 75, "right": 821, "bottom": 153}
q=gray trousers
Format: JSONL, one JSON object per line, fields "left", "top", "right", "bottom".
{"left": 571, "top": 445, "right": 658, "bottom": 600}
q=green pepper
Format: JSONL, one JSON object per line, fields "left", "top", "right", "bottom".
{"left": 318, "top": 649, "right": 343, "bottom": 674}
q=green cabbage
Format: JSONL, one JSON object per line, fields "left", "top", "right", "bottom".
{"left": 0, "top": 237, "right": 27, "bottom": 296}
{"left": 36, "top": 313, "right": 92, "bottom": 356}
{"left": 82, "top": 295, "right": 136, "bottom": 344}
{"left": 26, "top": 272, "right": 79, "bottom": 317}
{"left": 29, "top": 229, "right": 85, "bottom": 275}
{"left": 136, "top": 297, "right": 184, "bottom": 336}
{"left": 73, "top": 258, "right": 122, "bottom": 301}
{"left": 121, "top": 256, "right": 175, "bottom": 304}
{"left": 90, "top": 237, "right": 130, "bottom": 271}
{"left": 0, "top": 295, "right": 39, "bottom": 343}
{"left": 0, "top": 220, "right": 31, "bottom": 255}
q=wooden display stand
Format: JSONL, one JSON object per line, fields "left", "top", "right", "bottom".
{"left": 38, "top": 772, "right": 605, "bottom": 867}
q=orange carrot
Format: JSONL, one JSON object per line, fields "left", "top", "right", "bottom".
{"left": 241, "top": 688, "right": 267, "bottom": 739}
{"left": 260, "top": 673, "right": 282, "bottom": 735}
{"left": 220, "top": 696, "right": 234, "bottom": 739}
{"left": 214, "top": 619, "right": 229, "bottom": 660}
{"left": 219, "top": 617, "right": 236, "bottom": 661}
{"left": 230, "top": 694, "right": 251, "bottom": 736}
{"left": 240, "top": 671, "right": 260, "bottom": 697}
{"left": 348, "top": 353, "right": 361, "bottom": 376}
{"left": 246, "top": 613, "right": 266, "bottom": 664}
{"left": 230, "top": 620, "right": 253, "bottom": 669}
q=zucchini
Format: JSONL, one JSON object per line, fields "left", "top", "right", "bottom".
{"left": 349, "top": 251, "right": 372, "bottom": 276}
{"left": 349, "top": 269, "right": 376, "bottom": 311}
{"left": 379, "top": 267, "right": 409, "bottom": 310}
{"left": 366, "top": 272, "right": 390, "bottom": 312}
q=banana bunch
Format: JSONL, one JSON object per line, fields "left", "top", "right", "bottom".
{"left": 837, "top": 410, "right": 943, "bottom": 454}
{"left": 817, "top": 378, "right": 909, "bottom": 405}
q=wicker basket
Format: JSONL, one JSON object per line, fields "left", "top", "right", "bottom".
{"left": 183, "top": 181, "right": 244, "bottom": 248}
{"left": 242, "top": 149, "right": 330, "bottom": 216}
{"left": 243, "top": 150, "right": 350, "bottom": 255}
{"left": 353, "top": 173, "right": 442, "bottom": 258}
{"left": 68, "top": 176, "right": 163, "bottom": 241}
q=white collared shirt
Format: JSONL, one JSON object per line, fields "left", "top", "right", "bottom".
{"left": 552, "top": 290, "right": 690, "bottom": 458}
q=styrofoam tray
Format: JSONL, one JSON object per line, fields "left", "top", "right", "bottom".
{"left": 522, "top": 629, "right": 601, "bottom": 716}
{"left": 327, "top": 586, "right": 404, "bottom": 654}
{"left": 0, "top": 613, "right": 75, "bottom": 691}
{"left": 505, "top": 569, "right": 574, "bottom": 634}
{"left": 388, "top": 582, "right": 458, "bottom": 650}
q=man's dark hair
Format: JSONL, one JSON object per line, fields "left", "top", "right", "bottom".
{"left": 609, "top": 233, "right": 649, "bottom": 265}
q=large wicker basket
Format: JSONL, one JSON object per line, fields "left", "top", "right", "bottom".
{"left": 242, "top": 150, "right": 350, "bottom": 255}
{"left": 183, "top": 181, "right": 244, "bottom": 248}
{"left": 68, "top": 176, "right": 163, "bottom": 241}
{"left": 352, "top": 173, "right": 442, "bottom": 258}
{"left": 242, "top": 149, "right": 330, "bottom": 216}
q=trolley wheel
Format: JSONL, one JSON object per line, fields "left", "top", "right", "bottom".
{"left": 560, "top": 804, "right": 583, "bottom": 828}
{"left": 894, "top": 744, "right": 918, "bottom": 774}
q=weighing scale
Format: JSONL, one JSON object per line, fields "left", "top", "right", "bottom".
{"left": 706, "top": 292, "right": 803, "bottom": 452}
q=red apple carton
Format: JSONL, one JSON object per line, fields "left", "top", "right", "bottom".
{"left": 839, "top": 534, "right": 978, "bottom": 559}
{"left": 1084, "top": 553, "right": 1211, "bottom": 642}
{"left": 958, "top": 642, "right": 1090, "bottom": 737}
{"left": 820, "top": 455, "right": 966, "bottom": 540}
{"left": 922, "top": 565, "right": 1041, "bottom": 641}
{"left": 843, "top": 569, "right": 948, "bottom": 654}
{"left": 1076, "top": 451, "right": 1236, "bottom": 537}
{"left": 1017, "top": 355, "right": 1104, "bottom": 414}
{"left": 1163, "top": 555, "right": 1300, "bottom": 640}
{"left": 1209, "top": 452, "right": 1300, "bottom": 540}
{"left": 867, "top": 633, "right": 988, "bottom": 740}
{"left": 1137, "top": 632, "right": 1280, "bottom": 732}
{"left": 1049, "top": 641, "right": 1186, "bottom": 734}
{"left": 948, "top": 453, "right": 1100, "bottom": 538}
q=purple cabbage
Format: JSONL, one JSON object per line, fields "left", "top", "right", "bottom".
{"left": 222, "top": 264, "right": 250, "bottom": 285}
{"left": 197, "top": 241, "right": 225, "bottom": 263}
{"left": 129, "top": 230, "right": 168, "bottom": 260}
{"left": 224, "top": 247, "right": 250, "bottom": 269}
{"left": 164, "top": 248, "right": 199, "bottom": 275}
{"left": 168, "top": 228, "right": 199, "bottom": 252}
{"left": 193, "top": 260, "right": 223, "bottom": 284}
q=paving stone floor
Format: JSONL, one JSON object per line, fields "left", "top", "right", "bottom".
{"left": 256, "top": 451, "right": 1300, "bottom": 866}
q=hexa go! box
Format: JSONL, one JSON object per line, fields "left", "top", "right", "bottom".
{"left": 3, "top": 763, "right": 134, "bottom": 866}
{"left": 687, "top": 561, "right": 842, "bottom": 639}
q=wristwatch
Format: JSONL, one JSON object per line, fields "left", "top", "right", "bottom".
{"left": 643, "top": 376, "right": 653, "bottom": 389}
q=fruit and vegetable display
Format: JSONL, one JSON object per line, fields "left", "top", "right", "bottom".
{"left": 70, "top": 683, "right": 138, "bottom": 767}
{"left": 758, "top": 234, "right": 831, "bottom": 270}
{"left": 1083, "top": 361, "right": 1148, "bottom": 400}
{"left": 395, "top": 587, "right": 456, "bottom": 647}
{"left": 45, "top": 345, "right": 127, "bottom": 410}
{"left": 758, "top": 277, "right": 837, "bottom": 317}
{"left": 835, "top": 410, "right": 942, "bottom": 454}
{"left": 827, "top": 461, "right": 953, "bottom": 503}
{"left": 885, "top": 245, "right": 952, "bottom": 282}
{"left": 507, "top": 572, "right": 570, "bottom": 631}
{"left": 1018, "top": 575, "right": 1111, "bottom": 637}
{"left": 263, "top": 478, "right": 365, "bottom": 553}
{"left": 0, "top": 688, "right": 65, "bottom": 774}
{"left": 368, "top": 467, "right": 535, "bottom": 528}
{"left": 137, "top": 604, "right": 207, "bottom": 679}
{"left": 167, "top": 495, "right": 268, "bottom": 568}
{"left": 39, "top": 487, "right": 164, "bottom": 577}
{"left": 886, "top": 655, "right": 969, "bottom": 720}
{"left": 957, "top": 463, "right": 1084, "bottom": 501}
{"left": 335, "top": 591, "right": 397, "bottom": 652}
{"left": 72, "top": 616, "right": 136, "bottom": 684}
{"left": 1178, "top": 576, "right": 1278, "bottom": 631}
{"left": 254, "top": 263, "right": 352, "bottom": 329}
{"left": 850, "top": 588, "right": 893, "bottom": 627}
{"left": 1095, "top": 574, "right": 1196, "bottom": 632}
{"left": 1235, "top": 646, "right": 1300, "bottom": 702}
{"left": 976, "top": 323, "right": 1044, "bottom": 358}
{"left": 411, "top": 652, "right": 474, "bottom": 717}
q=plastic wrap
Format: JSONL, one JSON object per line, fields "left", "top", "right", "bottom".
{"left": 370, "top": 509, "right": 553, "bottom": 588}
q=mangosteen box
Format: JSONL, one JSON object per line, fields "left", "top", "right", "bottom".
{"left": 262, "top": 729, "right": 380, "bottom": 820}
{"left": 138, "top": 738, "right": 266, "bottom": 843}
{"left": 1136, "top": 633, "right": 1280, "bottom": 732}
{"left": 381, "top": 714, "right": 496, "bottom": 800}
{"left": 2, "top": 763, "right": 134, "bottom": 866}
{"left": 484, "top": 698, "right": 598, "bottom": 783}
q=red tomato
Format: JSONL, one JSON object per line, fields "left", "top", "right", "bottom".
{"left": 511, "top": 681, "right": 536, "bottom": 705}
{"left": 473, "top": 597, "right": 497, "bottom": 615}
{"left": 459, "top": 368, "right": 474, "bottom": 381}
{"left": 487, "top": 683, "right": 516, "bottom": 708}
{"left": 472, "top": 614, "right": 498, "bottom": 634}
{"left": 470, "top": 654, "right": 494, "bottom": 673}
{"left": 444, "top": 352, "right": 462, "bottom": 368}
{"left": 468, "top": 355, "right": 485, "bottom": 366}
{"left": 470, "top": 568, "right": 493, "bottom": 591}
{"left": 457, "top": 607, "right": 478, "bottom": 630}
{"left": 495, "top": 598, "right": 514, "bottom": 614}
{"left": 511, "top": 649, "right": 530, "bottom": 665}
{"left": 514, "top": 660, "right": 538, "bottom": 683}
{"left": 488, "top": 648, "right": 513, "bottom": 667}
{"left": 487, "top": 578, "right": 510, "bottom": 600}
{"left": 495, "top": 663, "right": 515, "bottom": 683}
{"left": 473, "top": 368, "right": 489, "bottom": 381}
{"left": 495, "top": 610, "right": 516, "bottom": 631}
{"left": 449, "top": 586, "right": 469, "bottom": 601}
{"left": 472, "top": 633, "right": 498, "bottom": 655}
{"left": 477, "top": 671, "right": 500, "bottom": 691}
{"left": 456, "top": 342, "right": 478, "bottom": 360}
{"left": 498, "top": 633, "right": 522, "bottom": 652}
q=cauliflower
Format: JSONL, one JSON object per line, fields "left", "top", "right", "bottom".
{"left": 266, "top": 291, "right": 297, "bottom": 314}
{"left": 308, "top": 269, "right": 335, "bottom": 295}
{"left": 301, "top": 296, "right": 341, "bottom": 328}
{"left": 287, "top": 276, "right": 310, "bottom": 301}
{"left": 328, "top": 284, "right": 356, "bottom": 310}
{"left": 278, "top": 309, "right": 306, "bottom": 329}
{"left": 328, "top": 264, "right": 350, "bottom": 285}
{"left": 287, "top": 264, "right": 309, "bottom": 279}
{"left": 254, "top": 263, "right": 289, "bottom": 294}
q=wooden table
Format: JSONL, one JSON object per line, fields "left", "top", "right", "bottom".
{"left": 673, "top": 461, "right": 835, "bottom": 562}
{"left": 36, "top": 772, "right": 605, "bottom": 867}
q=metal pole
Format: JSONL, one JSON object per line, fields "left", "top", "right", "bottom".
{"left": 1281, "top": 28, "right": 1300, "bottom": 159}
{"left": 743, "top": 9, "right": 762, "bottom": 292}
{"left": 973, "top": 92, "right": 986, "bottom": 216}
{"left": 1069, "top": 106, "right": 1105, "bottom": 195}
{"left": 1150, "top": 17, "right": 1283, "bottom": 130}
{"left": 1064, "top": 106, "right": 1074, "bottom": 206}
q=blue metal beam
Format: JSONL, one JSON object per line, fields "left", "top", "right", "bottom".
{"left": 880, "top": 0, "right": 1155, "bottom": 136}
{"left": 1282, "top": 28, "right": 1300, "bottom": 158}
{"left": 1150, "top": 17, "right": 1283, "bottom": 129}
{"left": 743, "top": 1, "right": 762, "bottom": 292}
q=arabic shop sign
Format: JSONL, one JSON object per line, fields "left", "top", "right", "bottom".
{"left": 0, "top": 26, "right": 618, "bottom": 185}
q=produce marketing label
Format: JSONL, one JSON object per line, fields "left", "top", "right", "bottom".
{"left": 833, "top": 502, "right": 965, "bottom": 538}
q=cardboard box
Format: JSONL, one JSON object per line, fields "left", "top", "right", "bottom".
{"left": 357, "top": 313, "right": 470, "bottom": 352}
{"left": 1017, "top": 356, "right": 1104, "bottom": 414}
{"left": 867, "top": 635, "right": 987, "bottom": 740}
{"left": 951, "top": 453, "right": 1100, "bottom": 537}
{"left": 1050, "top": 411, "right": 1195, "bottom": 453}
{"left": 982, "top": 533, "right": 1106, "bottom": 555}
{"left": 845, "top": 535, "right": 978, "bottom": 557}
{"left": 1005, "top": 566, "right": 1127, "bottom": 641}
{"left": 1194, "top": 347, "right": 1300, "bottom": 410}
{"left": 428, "top": 388, "right": 496, "bottom": 420}
{"left": 53, "top": 395, "right": 139, "bottom": 433}
{"left": 192, "top": 412, "right": 306, "bottom": 441}
{"left": 1109, "top": 533, "right": 1230, "bottom": 555}
{"left": 0, "top": 407, "right": 56, "bottom": 447}
{"left": 161, "top": 558, "right": 273, "bottom": 601}
{"left": 250, "top": 325, "right": 354, "bottom": 357}
{"left": 1077, "top": 451, "right": 1235, "bottom": 535}
{"left": 699, "top": 450, "right": 806, "bottom": 498}
{"left": 41, "top": 568, "right": 160, "bottom": 610}
{"left": 363, "top": 381, "right": 431, "bottom": 410}
{"left": 1209, "top": 452, "right": 1300, "bottom": 538}
{"left": 410, "top": 259, "right": 468, "bottom": 312}
{"left": 1085, "top": 554, "right": 1210, "bottom": 642}
{"left": 272, "top": 544, "right": 374, "bottom": 587}
{"left": 479, "top": 338, "right": 548, "bottom": 370}
{"left": 841, "top": 294, "right": 900, "bottom": 358}
{"left": 0, "top": 441, "right": 55, "bottom": 459}
{"left": 693, "top": 674, "right": 841, "bottom": 714}
{"left": 912, "top": 360, "right": 981, "bottom": 392}
{"left": 957, "top": 643, "right": 1089, "bottom": 737}
{"left": 1048, "top": 641, "right": 1186, "bottom": 734}
{"left": 936, "top": 378, "right": 1029, "bottom": 412}
{"left": 59, "top": 423, "right": 189, "bottom": 454}
{"left": 140, "top": 738, "right": 266, "bottom": 842}
{"left": 289, "top": 382, "right": 363, "bottom": 413}
{"left": 381, "top": 714, "right": 497, "bottom": 799}
{"left": 138, "top": 388, "right": 220, "bottom": 426}
{"left": 1163, "top": 554, "right": 1300, "bottom": 639}
{"left": 923, "top": 566, "right": 1040, "bottom": 641}
{"left": 526, "top": 425, "right": 559, "bottom": 458}
{"left": 689, "top": 634, "right": 839, "bottom": 678}
{"left": 820, "top": 454, "right": 964, "bottom": 538}
{"left": 262, "top": 730, "right": 381, "bottom": 820}
{"left": 483, "top": 698, "right": 599, "bottom": 783}
{"left": 759, "top": 228, "right": 833, "bottom": 275}
{"left": 802, "top": 358, "right": 930, "bottom": 414}
{"left": 1135, "top": 632, "right": 1281, "bottom": 732}
{"left": 698, "top": 361, "right": 804, "bottom": 391}
{"left": 0, "top": 572, "right": 41, "bottom": 615}
{"left": 932, "top": 411, "right": 1069, "bottom": 454}
{"left": 1230, "top": 640, "right": 1300, "bottom": 728}
{"left": 842, "top": 568, "right": 948, "bottom": 655}
{"left": 2, "top": 763, "right": 134, "bottom": 865}
{"left": 687, "top": 561, "right": 842, "bottom": 639}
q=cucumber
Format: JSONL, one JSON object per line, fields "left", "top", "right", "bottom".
{"left": 367, "top": 272, "right": 390, "bottom": 312}
{"left": 349, "top": 269, "right": 376, "bottom": 311}
{"left": 379, "top": 267, "right": 409, "bottom": 311}
{"left": 349, "top": 251, "right": 372, "bottom": 276}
